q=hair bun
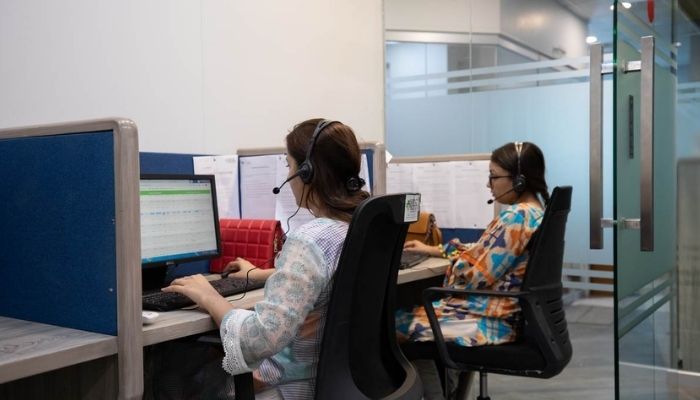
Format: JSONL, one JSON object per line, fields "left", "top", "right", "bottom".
{"left": 345, "top": 176, "right": 365, "bottom": 192}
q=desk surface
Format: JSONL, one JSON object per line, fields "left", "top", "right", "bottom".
{"left": 0, "top": 316, "right": 118, "bottom": 384}
{"left": 143, "top": 256, "right": 449, "bottom": 346}
{"left": 0, "top": 257, "right": 450, "bottom": 382}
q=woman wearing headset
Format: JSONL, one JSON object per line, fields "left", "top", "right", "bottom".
{"left": 397, "top": 142, "right": 548, "bottom": 398}
{"left": 163, "top": 118, "right": 369, "bottom": 399}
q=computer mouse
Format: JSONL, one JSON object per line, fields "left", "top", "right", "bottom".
{"left": 142, "top": 311, "right": 159, "bottom": 325}
{"left": 221, "top": 265, "right": 241, "bottom": 279}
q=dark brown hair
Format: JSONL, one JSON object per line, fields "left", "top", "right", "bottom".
{"left": 286, "top": 118, "right": 370, "bottom": 222}
{"left": 491, "top": 141, "right": 550, "bottom": 205}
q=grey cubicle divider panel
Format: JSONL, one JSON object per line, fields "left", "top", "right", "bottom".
{"left": 0, "top": 118, "right": 143, "bottom": 398}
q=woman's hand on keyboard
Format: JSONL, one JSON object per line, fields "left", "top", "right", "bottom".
{"left": 163, "top": 274, "right": 232, "bottom": 322}
{"left": 224, "top": 258, "right": 276, "bottom": 282}
{"left": 222, "top": 257, "right": 257, "bottom": 279}
{"left": 403, "top": 240, "right": 442, "bottom": 257}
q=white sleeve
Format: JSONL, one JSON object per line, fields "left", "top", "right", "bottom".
{"left": 218, "top": 235, "right": 327, "bottom": 375}
{"left": 220, "top": 308, "right": 260, "bottom": 375}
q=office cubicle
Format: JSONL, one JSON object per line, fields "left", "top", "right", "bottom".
{"left": 235, "top": 142, "right": 385, "bottom": 229}
{"left": 387, "top": 153, "right": 495, "bottom": 243}
{"left": 387, "top": 153, "right": 598, "bottom": 293}
{"left": 0, "top": 119, "right": 142, "bottom": 399}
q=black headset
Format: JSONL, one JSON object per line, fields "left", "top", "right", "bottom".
{"left": 293, "top": 119, "right": 366, "bottom": 192}
{"left": 512, "top": 141, "right": 527, "bottom": 194}
{"left": 297, "top": 119, "right": 337, "bottom": 184}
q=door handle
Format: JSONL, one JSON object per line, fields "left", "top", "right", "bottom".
{"left": 590, "top": 37, "right": 655, "bottom": 252}
{"left": 589, "top": 43, "right": 604, "bottom": 249}
{"left": 639, "top": 36, "right": 654, "bottom": 251}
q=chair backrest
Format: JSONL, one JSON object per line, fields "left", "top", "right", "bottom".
{"left": 315, "top": 194, "right": 423, "bottom": 400}
{"left": 520, "top": 186, "right": 573, "bottom": 378}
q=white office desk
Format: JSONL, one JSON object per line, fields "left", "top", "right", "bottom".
{"left": 0, "top": 256, "right": 450, "bottom": 382}
{"left": 143, "top": 257, "right": 449, "bottom": 346}
{"left": 0, "top": 316, "right": 117, "bottom": 384}
{"left": 0, "top": 257, "right": 449, "bottom": 391}
{"left": 142, "top": 289, "right": 265, "bottom": 346}
{"left": 397, "top": 256, "right": 449, "bottom": 285}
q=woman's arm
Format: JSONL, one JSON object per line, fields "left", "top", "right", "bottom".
{"left": 450, "top": 209, "right": 533, "bottom": 288}
{"left": 219, "top": 235, "right": 328, "bottom": 374}
{"left": 162, "top": 274, "right": 235, "bottom": 325}
{"left": 403, "top": 240, "right": 442, "bottom": 257}
{"left": 223, "top": 257, "right": 276, "bottom": 282}
{"left": 162, "top": 257, "right": 277, "bottom": 326}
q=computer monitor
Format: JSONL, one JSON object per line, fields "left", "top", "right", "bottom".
{"left": 140, "top": 174, "right": 221, "bottom": 290}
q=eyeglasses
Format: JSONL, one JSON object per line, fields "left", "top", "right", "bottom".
{"left": 488, "top": 175, "right": 512, "bottom": 185}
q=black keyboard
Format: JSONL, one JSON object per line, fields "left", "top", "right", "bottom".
{"left": 400, "top": 251, "right": 430, "bottom": 269}
{"left": 143, "top": 277, "right": 265, "bottom": 311}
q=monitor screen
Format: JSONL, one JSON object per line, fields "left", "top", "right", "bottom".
{"left": 140, "top": 174, "right": 221, "bottom": 268}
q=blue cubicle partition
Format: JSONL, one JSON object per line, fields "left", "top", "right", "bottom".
{"left": 361, "top": 148, "right": 375, "bottom": 189}
{"left": 0, "top": 131, "right": 118, "bottom": 335}
{"left": 140, "top": 152, "right": 202, "bottom": 175}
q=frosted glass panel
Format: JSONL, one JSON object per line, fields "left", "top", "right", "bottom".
{"left": 387, "top": 77, "right": 613, "bottom": 265}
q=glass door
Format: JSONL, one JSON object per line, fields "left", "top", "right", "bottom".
{"left": 612, "top": 1, "right": 677, "bottom": 398}
{"left": 384, "top": 0, "right": 700, "bottom": 397}
{"left": 591, "top": 1, "right": 700, "bottom": 397}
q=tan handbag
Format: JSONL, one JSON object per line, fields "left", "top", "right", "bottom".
{"left": 405, "top": 212, "right": 443, "bottom": 246}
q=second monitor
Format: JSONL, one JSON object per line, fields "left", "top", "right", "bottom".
{"left": 140, "top": 174, "right": 221, "bottom": 290}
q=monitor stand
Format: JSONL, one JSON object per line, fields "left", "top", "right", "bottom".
{"left": 142, "top": 266, "right": 169, "bottom": 293}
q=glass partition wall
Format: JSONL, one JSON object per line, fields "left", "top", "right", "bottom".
{"left": 384, "top": 0, "right": 700, "bottom": 398}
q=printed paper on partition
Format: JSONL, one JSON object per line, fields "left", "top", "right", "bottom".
{"left": 193, "top": 155, "right": 241, "bottom": 219}
{"left": 451, "top": 160, "right": 493, "bottom": 228}
{"left": 386, "top": 163, "right": 414, "bottom": 194}
{"left": 412, "top": 162, "right": 453, "bottom": 227}
{"left": 360, "top": 154, "right": 371, "bottom": 194}
{"left": 239, "top": 155, "right": 278, "bottom": 219}
{"left": 273, "top": 154, "right": 314, "bottom": 232}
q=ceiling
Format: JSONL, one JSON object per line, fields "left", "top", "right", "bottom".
{"left": 556, "top": 0, "right": 700, "bottom": 30}
{"left": 555, "top": 0, "right": 607, "bottom": 21}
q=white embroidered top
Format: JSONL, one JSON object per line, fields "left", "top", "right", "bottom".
{"left": 219, "top": 217, "right": 348, "bottom": 399}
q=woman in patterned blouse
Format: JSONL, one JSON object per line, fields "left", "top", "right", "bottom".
{"left": 398, "top": 141, "right": 550, "bottom": 348}
{"left": 163, "top": 119, "right": 369, "bottom": 399}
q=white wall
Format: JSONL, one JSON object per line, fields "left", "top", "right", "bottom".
{"left": 386, "top": 80, "right": 615, "bottom": 265}
{"left": 500, "top": 0, "right": 588, "bottom": 59}
{"left": 384, "top": 0, "right": 500, "bottom": 34}
{"left": 383, "top": 0, "right": 586, "bottom": 58}
{"left": 0, "top": 0, "right": 384, "bottom": 153}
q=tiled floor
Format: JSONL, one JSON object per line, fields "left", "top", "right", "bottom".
{"left": 481, "top": 298, "right": 616, "bottom": 399}
{"left": 465, "top": 296, "right": 700, "bottom": 400}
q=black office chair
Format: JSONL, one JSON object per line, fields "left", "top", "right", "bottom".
{"left": 235, "top": 193, "right": 423, "bottom": 400}
{"left": 403, "top": 186, "right": 573, "bottom": 400}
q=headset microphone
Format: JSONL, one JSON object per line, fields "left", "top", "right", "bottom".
{"left": 487, "top": 187, "right": 516, "bottom": 204}
{"left": 272, "top": 171, "right": 301, "bottom": 194}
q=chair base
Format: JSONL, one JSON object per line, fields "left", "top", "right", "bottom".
{"left": 477, "top": 371, "right": 490, "bottom": 400}
{"left": 455, "top": 371, "right": 472, "bottom": 399}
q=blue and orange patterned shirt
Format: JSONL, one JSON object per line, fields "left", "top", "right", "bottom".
{"left": 396, "top": 202, "right": 543, "bottom": 347}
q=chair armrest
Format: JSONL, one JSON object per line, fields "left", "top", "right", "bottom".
{"left": 234, "top": 372, "right": 255, "bottom": 400}
{"left": 419, "top": 286, "right": 530, "bottom": 370}
{"left": 423, "top": 286, "right": 530, "bottom": 300}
